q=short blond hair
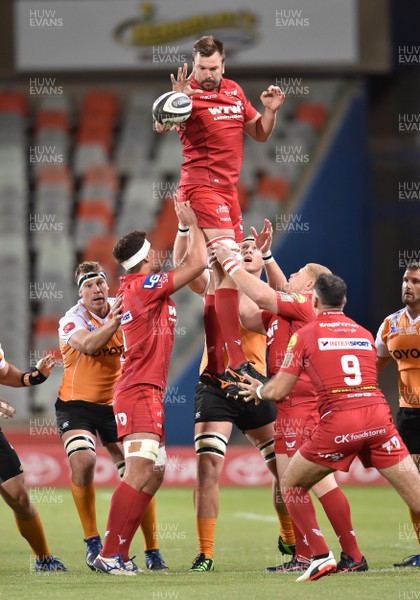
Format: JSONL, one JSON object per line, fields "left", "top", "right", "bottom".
{"left": 305, "top": 263, "right": 332, "bottom": 281}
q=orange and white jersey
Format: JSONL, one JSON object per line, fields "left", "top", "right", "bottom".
{"left": 376, "top": 307, "right": 420, "bottom": 408}
{"left": 0, "top": 343, "right": 6, "bottom": 370}
{"left": 58, "top": 299, "right": 123, "bottom": 404}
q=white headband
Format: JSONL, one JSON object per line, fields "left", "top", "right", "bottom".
{"left": 77, "top": 271, "right": 107, "bottom": 290}
{"left": 121, "top": 240, "right": 151, "bottom": 271}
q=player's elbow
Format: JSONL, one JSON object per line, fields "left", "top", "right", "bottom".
{"left": 252, "top": 288, "right": 274, "bottom": 311}
{"left": 191, "top": 258, "right": 207, "bottom": 277}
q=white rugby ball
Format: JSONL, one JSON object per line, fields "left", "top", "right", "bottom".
{"left": 152, "top": 91, "right": 192, "bottom": 125}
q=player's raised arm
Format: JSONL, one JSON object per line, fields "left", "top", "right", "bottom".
{"left": 213, "top": 243, "right": 278, "bottom": 313}
{"left": 250, "top": 220, "right": 287, "bottom": 291}
{"left": 173, "top": 202, "right": 210, "bottom": 296}
{"left": 172, "top": 202, "right": 207, "bottom": 292}
{"left": 244, "top": 85, "right": 285, "bottom": 142}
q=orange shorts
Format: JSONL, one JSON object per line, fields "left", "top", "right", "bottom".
{"left": 113, "top": 384, "right": 164, "bottom": 441}
{"left": 176, "top": 185, "right": 243, "bottom": 243}
{"left": 299, "top": 403, "right": 409, "bottom": 472}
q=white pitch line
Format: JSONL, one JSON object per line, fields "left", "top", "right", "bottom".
{"left": 233, "top": 512, "right": 278, "bottom": 523}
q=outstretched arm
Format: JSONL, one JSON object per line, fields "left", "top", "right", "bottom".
{"left": 214, "top": 243, "right": 278, "bottom": 313}
{"left": 244, "top": 86, "right": 285, "bottom": 142}
{"left": 0, "top": 353, "right": 56, "bottom": 388}
{"left": 173, "top": 200, "right": 210, "bottom": 295}
{"left": 250, "top": 219, "right": 287, "bottom": 291}
{"left": 172, "top": 203, "right": 207, "bottom": 292}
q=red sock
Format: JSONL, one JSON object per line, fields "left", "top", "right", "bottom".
{"left": 283, "top": 488, "right": 329, "bottom": 556}
{"left": 318, "top": 487, "right": 362, "bottom": 562}
{"left": 203, "top": 294, "right": 225, "bottom": 373}
{"left": 291, "top": 519, "right": 311, "bottom": 562}
{"left": 101, "top": 481, "right": 152, "bottom": 560}
{"left": 214, "top": 288, "right": 246, "bottom": 369}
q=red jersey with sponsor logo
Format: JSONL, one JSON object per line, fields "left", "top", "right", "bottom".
{"left": 280, "top": 311, "right": 386, "bottom": 415}
{"left": 376, "top": 307, "right": 420, "bottom": 408}
{"left": 262, "top": 291, "right": 316, "bottom": 406}
{"left": 115, "top": 271, "right": 176, "bottom": 392}
{"left": 177, "top": 78, "right": 258, "bottom": 190}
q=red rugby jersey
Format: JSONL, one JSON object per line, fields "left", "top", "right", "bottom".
{"left": 177, "top": 78, "right": 258, "bottom": 190}
{"left": 115, "top": 271, "right": 176, "bottom": 392}
{"left": 280, "top": 311, "right": 386, "bottom": 415}
{"left": 262, "top": 293, "right": 316, "bottom": 406}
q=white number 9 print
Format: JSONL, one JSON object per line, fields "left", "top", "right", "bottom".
{"left": 341, "top": 354, "right": 362, "bottom": 385}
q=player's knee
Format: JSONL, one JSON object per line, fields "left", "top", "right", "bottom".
{"left": 8, "top": 487, "right": 32, "bottom": 514}
{"left": 194, "top": 431, "right": 228, "bottom": 460}
{"left": 207, "top": 236, "right": 240, "bottom": 266}
{"left": 257, "top": 438, "right": 276, "bottom": 464}
{"left": 150, "top": 447, "right": 166, "bottom": 487}
{"left": 64, "top": 434, "right": 96, "bottom": 462}
{"left": 123, "top": 438, "right": 160, "bottom": 463}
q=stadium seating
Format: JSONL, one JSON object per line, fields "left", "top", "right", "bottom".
{"left": 0, "top": 82, "right": 344, "bottom": 411}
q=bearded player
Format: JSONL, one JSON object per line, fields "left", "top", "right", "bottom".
{"left": 157, "top": 34, "right": 285, "bottom": 393}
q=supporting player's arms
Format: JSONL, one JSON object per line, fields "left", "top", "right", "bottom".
{"left": 239, "top": 371, "right": 298, "bottom": 404}
{"left": 172, "top": 203, "right": 207, "bottom": 292}
{"left": 239, "top": 292, "right": 266, "bottom": 335}
{"left": 214, "top": 243, "right": 278, "bottom": 313}
{"left": 250, "top": 220, "right": 287, "bottom": 291}
{"left": 68, "top": 297, "right": 123, "bottom": 355}
{"left": 173, "top": 200, "right": 209, "bottom": 295}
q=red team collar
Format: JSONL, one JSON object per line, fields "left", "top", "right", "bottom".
{"left": 317, "top": 310, "right": 345, "bottom": 317}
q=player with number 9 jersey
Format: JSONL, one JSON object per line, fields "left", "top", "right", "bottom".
{"left": 280, "top": 307, "right": 408, "bottom": 472}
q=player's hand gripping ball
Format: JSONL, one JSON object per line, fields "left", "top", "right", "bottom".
{"left": 152, "top": 91, "right": 192, "bottom": 126}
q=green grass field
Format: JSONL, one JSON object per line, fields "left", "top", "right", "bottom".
{"left": 0, "top": 486, "right": 419, "bottom": 600}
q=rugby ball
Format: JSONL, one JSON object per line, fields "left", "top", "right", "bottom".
{"left": 152, "top": 91, "right": 192, "bottom": 125}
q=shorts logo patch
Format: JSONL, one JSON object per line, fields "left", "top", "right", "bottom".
{"left": 334, "top": 427, "right": 387, "bottom": 444}
{"left": 318, "top": 452, "right": 344, "bottom": 461}
{"left": 115, "top": 412, "right": 127, "bottom": 426}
